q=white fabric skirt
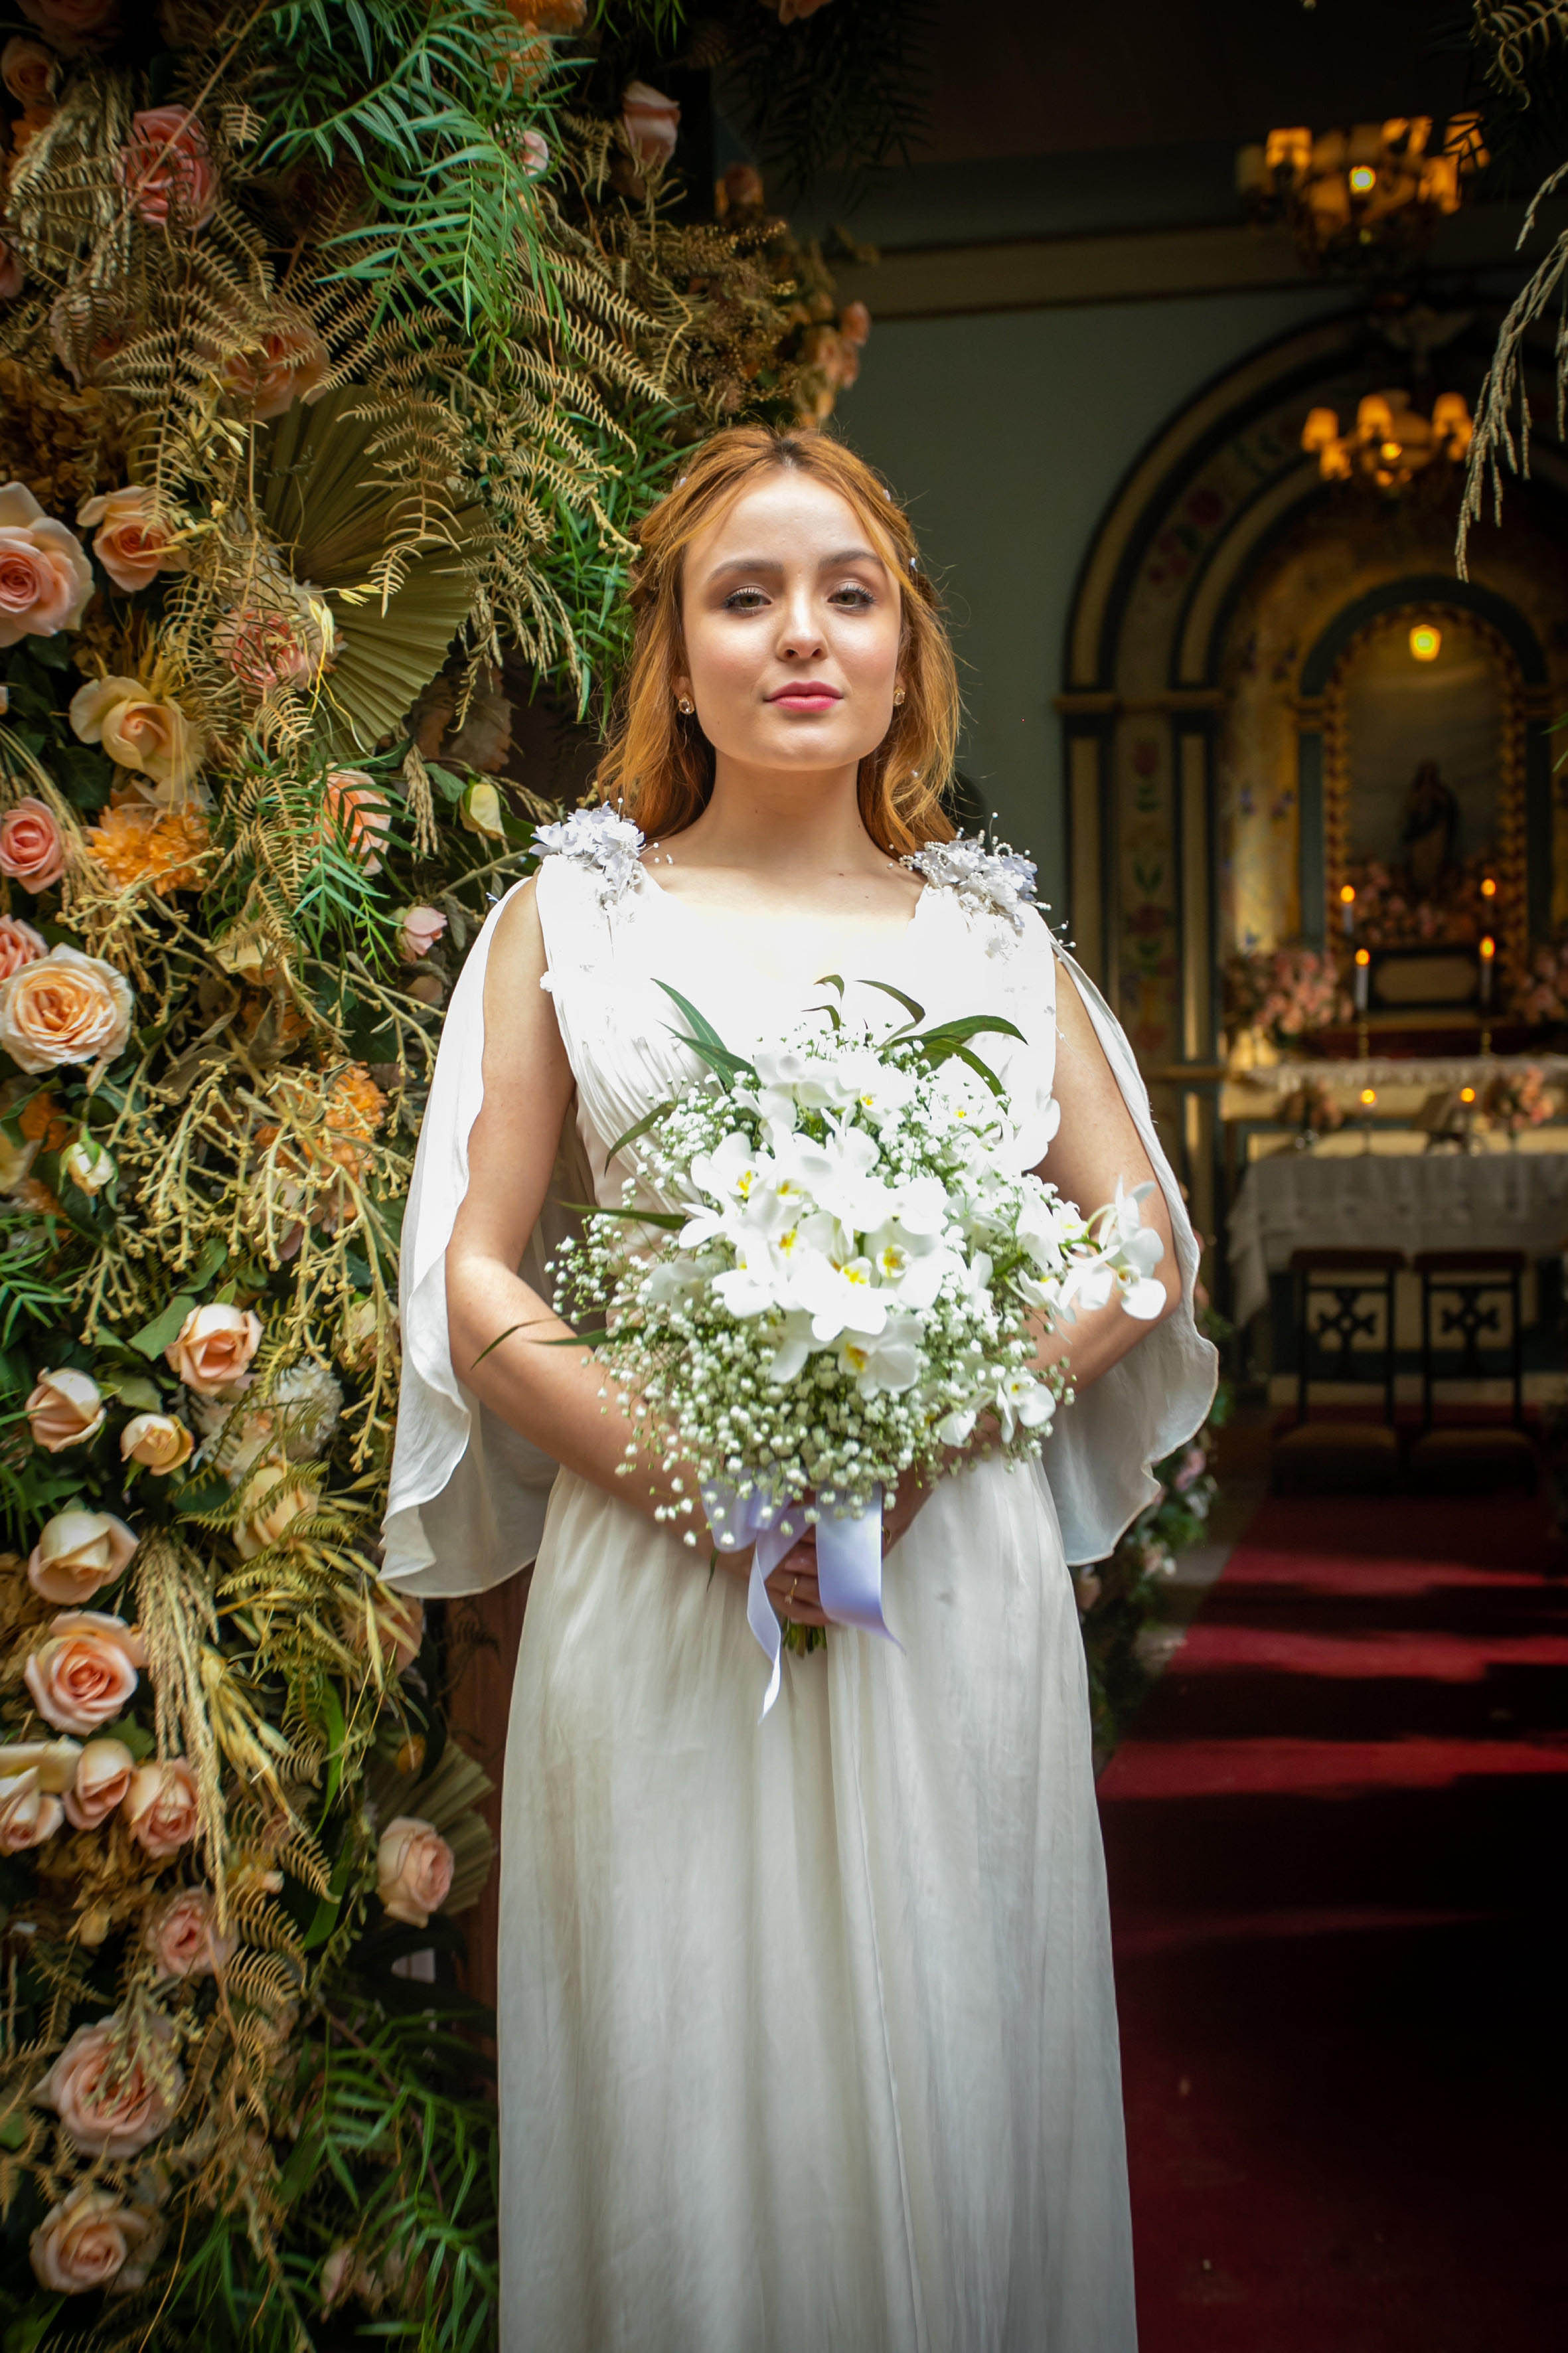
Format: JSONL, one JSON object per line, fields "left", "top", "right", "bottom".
{"left": 497, "top": 1452, "right": 1138, "bottom": 2353}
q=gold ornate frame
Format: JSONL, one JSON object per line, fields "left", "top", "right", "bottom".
{"left": 1321, "top": 603, "right": 1528, "bottom": 973}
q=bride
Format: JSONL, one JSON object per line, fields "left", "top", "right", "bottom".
{"left": 384, "top": 426, "right": 1216, "bottom": 2351}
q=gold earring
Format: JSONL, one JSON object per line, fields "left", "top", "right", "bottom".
{"left": 893, "top": 687, "right": 905, "bottom": 706}
{"left": 677, "top": 695, "right": 694, "bottom": 715}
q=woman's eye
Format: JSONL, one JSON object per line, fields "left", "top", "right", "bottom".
{"left": 724, "top": 588, "right": 769, "bottom": 611}
{"left": 831, "top": 584, "right": 875, "bottom": 608}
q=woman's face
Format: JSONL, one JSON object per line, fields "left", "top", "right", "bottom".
{"left": 674, "top": 469, "right": 904, "bottom": 777}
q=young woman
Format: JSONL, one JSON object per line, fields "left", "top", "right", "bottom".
{"left": 385, "top": 427, "right": 1217, "bottom": 2351}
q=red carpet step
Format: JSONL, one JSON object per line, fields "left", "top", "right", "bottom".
{"left": 1099, "top": 1491, "right": 1568, "bottom": 2353}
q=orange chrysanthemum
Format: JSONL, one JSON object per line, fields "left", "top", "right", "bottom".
{"left": 84, "top": 798, "right": 212, "bottom": 896}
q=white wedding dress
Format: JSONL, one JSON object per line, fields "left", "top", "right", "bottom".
{"left": 384, "top": 818, "right": 1216, "bottom": 2353}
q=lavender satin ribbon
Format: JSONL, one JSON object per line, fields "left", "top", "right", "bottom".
{"left": 702, "top": 1481, "right": 902, "bottom": 1721}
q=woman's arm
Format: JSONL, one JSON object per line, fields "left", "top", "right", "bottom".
{"left": 443, "top": 882, "right": 683, "bottom": 1527}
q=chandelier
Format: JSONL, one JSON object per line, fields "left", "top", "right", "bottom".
{"left": 1237, "top": 114, "right": 1487, "bottom": 268}
{"left": 1301, "top": 388, "right": 1474, "bottom": 493}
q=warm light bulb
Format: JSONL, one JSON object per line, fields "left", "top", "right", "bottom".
{"left": 1355, "top": 947, "right": 1371, "bottom": 967}
{"left": 1349, "top": 164, "right": 1377, "bottom": 194}
{"left": 1409, "top": 623, "right": 1442, "bottom": 661}
{"left": 1460, "top": 1087, "right": 1476, "bottom": 1104}
{"left": 1480, "top": 876, "right": 1497, "bottom": 898}
{"left": 1379, "top": 440, "right": 1402, "bottom": 461}
{"left": 1480, "top": 935, "right": 1496, "bottom": 960}
{"left": 1360, "top": 1088, "right": 1377, "bottom": 1106}
{"left": 1340, "top": 884, "right": 1356, "bottom": 905}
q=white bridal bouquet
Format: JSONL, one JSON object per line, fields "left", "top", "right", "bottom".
{"left": 548, "top": 979, "right": 1167, "bottom": 1714}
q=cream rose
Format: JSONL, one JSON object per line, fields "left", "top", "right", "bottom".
{"left": 1, "top": 37, "right": 55, "bottom": 106}
{"left": 74, "top": 485, "right": 179, "bottom": 594}
{"left": 233, "top": 1461, "right": 315, "bottom": 1558}
{"left": 0, "top": 945, "right": 133, "bottom": 1074}
{"left": 59, "top": 1133, "right": 115, "bottom": 1193}
{"left": 459, "top": 777, "right": 504, "bottom": 839}
{"left": 25, "top": 1366, "right": 106, "bottom": 1451}
{"left": 0, "top": 795, "right": 66, "bottom": 888}
{"left": 123, "top": 1756, "right": 199, "bottom": 1858}
{"left": 68, "top": 674, "right": 201, "bottom": 799}
{"left": 165, "top": 1301, "right": 262, "bottom": 1397}
{"left": 0, "top": 914, "right": 46, "bottom": 977}
{"left": 29, "top": 2182, "right": 164, "bottom": 2295}
{"left": 376, "top": 1815, "right": 454, "bottom": 1928}
{"left": 35, "top": 2011, "right": 183, "bottom": 2157}
{"left": 0, "top": 1737, "right": 82, "bottom": 1791}
{"left": 622, "top": 80, "right": 680, "bottom": 167}
{"left": 63, "top": 1734, "right": 134, "bottom": 1828}
{"left": 119, "top": 106, "right": 218, "bottom": 230}
{"left": 0, "top": 481, "right": 94, "bottom": 645}
{"left": 119, "top": 1410, "right": 195, "bottom": 1475}
{"left": 223, "top": 316, "right": 331, "bottom": 420}
{"left": 25, "top": 1610, "right": 145, "bottom": 1735}
{"left": 0, "top": 1764, "right": 64, "bottom": 1852}
{"left": 29, "top": 1506, "right": 138, "bottom": 1603}
{"left": 145, "top": 1885, "right": 234, "bottom": 1979}
{"left": 319, "top": 770, "right": 391, "bottom": 873}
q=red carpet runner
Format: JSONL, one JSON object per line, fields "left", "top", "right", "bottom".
{"left": 1098, "top": 1491, "right": 1568, "bottom": 2353}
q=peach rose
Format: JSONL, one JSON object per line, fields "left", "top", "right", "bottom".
{"left": 376, "top": 1815, "right": 454, "bottom": 1928}
{"left": 217, "top": 591, "right": 335, "bottom": 691}
{"left": 68, "top": 674, "right": 201, "bottom": 800}
{"left": 145, "top": 1885, "right": 234, "bottom": 1979}
{"left": 59, "top": 1133, "right": 115, "bottom": 1192}
{"left": 0, "top": 481, "right": 94, "bottom": 644}
{"left": 119, "top": 1410, "right": 195, "bottom": 1476}
{"left": 25, "top": 1610, "right": 144, "bottom": 1735}
{"left": 25, "top": 1366, "right": 106, "bottom": 1451}
{"left": 11, "top": 100, "right": 56, "bottom": 157}
{"left": 0, "top": 1763, "right": 64, "bottom": 1852}
{"left": 30, "top": 2181, "right": 163, "bottom": 2295}
{"left": 123, "top": 1756, "right": 198, "bottom": 1857}
{"left": 17, "top": 0, "right": 119, "bottom": 48}
{"left": 0, "top": 912, "right": 46, "bottom": 976}
{"left": 222, "top": 316, "right": 331, "bottom": 420}
{"left": 839, "top": 299, "right": 871, "bottom": 347}
{"left": 62, "top": 1734, "right": 133, "bottom": 1828}
{"left": 622, "top": 80, "right": 679, "bottom": 167}
{"left": 319, "top": 770, "right": 391, "bottom": 873}
{"left": 119, "top": 106, "right": 218, "bottom": 230}
{"left": 75, "top": 486, "right": 179, "bottom": 594}
{"left": 233, "top": 1461, "right": 315, "bottom": 1558}
{"left": 0, "top": 945, "right": 133, "bottom": 1073}
{"left": 0, "top": 1736, "right": 82, "bottom": 1791}
{"left": 29, "top": 1507, "right": 138, "bottom": 1604}
{"left": 165, "top": 1301, "right": 262, "bottom": 1397}
{"left": 0, "top": 240, "right": 22, "bottom": 302}
{"left": 1, "top": 36, "right": 56, "bottom": 104}
{"left": 0, "top": 795, "right": 65, "bottom": 888}
{"left": 396, "top": 904, "right": 446, "bottom": 961}
{"left": 35, "top": 2010, "right": 183, "bottom": 2157}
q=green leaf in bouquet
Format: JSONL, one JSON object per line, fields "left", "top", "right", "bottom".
{"left": 603, "top": 1098, "right": 677, "bottom": 1170}
{"left": 127, "top": 1293, "right": 200, "bottom": 1359}
{"left": 855, "top": 977, "right": 926, "bottom": 1024}
{"left": 558, "top": 1201, "right": 686, "bottom": 1230}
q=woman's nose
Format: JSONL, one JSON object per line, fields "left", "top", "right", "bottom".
{"left": 775, "top": 589, "right": 826, "bottom": 661}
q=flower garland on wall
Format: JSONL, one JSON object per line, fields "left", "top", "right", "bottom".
{"left": 0, "top": 1, "right": 896, "bottom": 2340}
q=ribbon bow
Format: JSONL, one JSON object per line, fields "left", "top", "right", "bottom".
{"left": 702, "top": 1481, "right": 901, "bottom": 1720}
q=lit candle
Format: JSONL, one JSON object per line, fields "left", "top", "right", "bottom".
{"left": 1340, "top": 882, "right": 1356, "bottom": 937}
{"left": 1480, "top": 875, "right": 1497, "bottom": 905}
{"left": 1354, "top": 945, "right": 1370, "bottom": 1012}
{"left": 1478, "top": 934, "right": 1495, "bottom": 1009}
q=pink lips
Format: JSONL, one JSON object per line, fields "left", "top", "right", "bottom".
{"left": 767, "top": 681, "right": 842, "bottom": 712}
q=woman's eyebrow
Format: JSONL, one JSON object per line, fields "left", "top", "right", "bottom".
{"left": 704, "top": 545, "right": 887, "bottom": 584}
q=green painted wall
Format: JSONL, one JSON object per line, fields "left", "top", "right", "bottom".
{"left": 838, "top": 286, "right": 1348, "bottom": 913}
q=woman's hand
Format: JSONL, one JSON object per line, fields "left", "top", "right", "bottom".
{"left": 713, "top": 1461, "right": 949, "bottom": 1630}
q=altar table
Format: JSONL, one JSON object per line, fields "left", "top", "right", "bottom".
{"left": 1227, "top": 1149, "right": 1568, "bottom": 1327}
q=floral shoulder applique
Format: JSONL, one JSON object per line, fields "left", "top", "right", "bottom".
{"left": 532, "top": 801, "right": 645, "bottom": 910}
{"left": 903, "top": 833, "right": 1040, "bottom": 949}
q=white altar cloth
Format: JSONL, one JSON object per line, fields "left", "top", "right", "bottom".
{"left": 1228, "top": 1149, "right": 1568, "bottom": 1325}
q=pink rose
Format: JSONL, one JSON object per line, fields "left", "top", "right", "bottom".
{"left": 222, "top": 315, "right": 331, "bottom": 421}
{"left": 1, "top": 37, "right": 56, "bottom": 105}
{"left": 621, "top": 80, "right": 679, "bottom": 167}
{"left": 519, "top": 128, "right": 549, "bottom": 179}
{"left": 0, "top": 912, "right": 46, "bottom": 977}
{"left": 35, "top": 2010, "right": 183, "bottom": 2157}
{"left": 0, "top": 945, "right": 135, "bottom": 1072}
{"left": 0, "top": 482, "right": 95, "bottom": 643}
{"left": 217, "top": 592, "right": 335, "bottom": 692}
{"left": 145, "top": 1885, "right": 234, "bottom": 1979}
{"left": 838, "top": 300, "right": 871, "bottom": 347}
{"left": 123, "top": 1757, "right": 199, "bottom": 1857}
{"left": 75, "top": 486, "right": 179, "bottom": 593}
{"left": 165, "top": 1301, "right": 262, "bottom": 1397}
{"left": 0, "top": 1763, "right": 64, "bottom": 1852}
{"left": 0, "top": 795, "right": 65, "bottom": 888}
{"left": 396, "top": 904, "right": 447, "bottom": 961}
{"left": 0, "top": 240, "right": 23, "bottom": 301}
{"left": 30, "top": 2182, "right": 163, "bottom": 2295}
{"left": 28, "top": 1507, "right": 138, "bottom": 1604}
{"left": 319, "top": 770, "right": 391, "bottom": 874}
{"left": 376, "top": 1815, "right": 455, "bottom": 1927}
{"left": 63, "top": 1735, "right": 134, "bottom": 1828}
{"left": 25, "top": 1610, "right": 144, "bottom": 1735}
{"left": 118, "top": 106, "right": 218, "bottom": 231}
{"left": 119, "top": 1410, "right": 195, "bottom": 1476}
{"left": 17, "top": 0, "right": 118, "bottom": 48}
{"left": 25, "top": 1367, "right": 106, "bottom": 1452}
